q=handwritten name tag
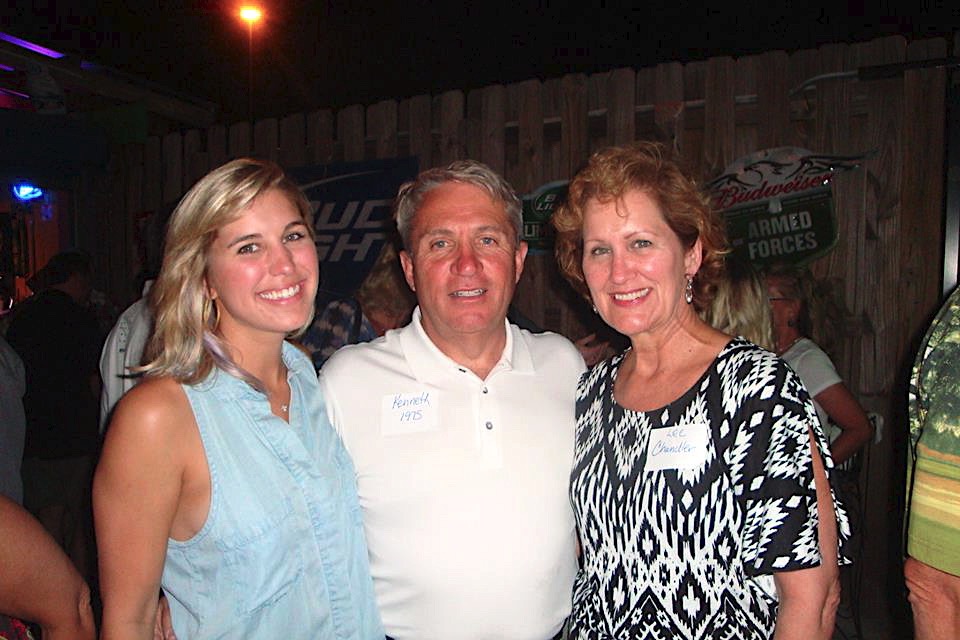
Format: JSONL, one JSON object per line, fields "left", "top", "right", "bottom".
{"left": 645, "top": 422, "right": 710, "bottom": 471}
{"left": 380, "top": 391, "right": 439, "bottom": 436}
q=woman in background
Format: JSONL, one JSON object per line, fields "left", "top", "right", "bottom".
{"left": 553, "top": 143, "right": 848, "bottom": 639}
{"left": 701, "top": 256, "right": 775, "bottom": 351}
{"left": 765, "top": 265, "right": 872, "bottom": 467}
{"left": 94, "top": 158, "right": 381, "bottom": 639}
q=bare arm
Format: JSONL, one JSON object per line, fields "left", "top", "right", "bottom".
{"left": 94, "top": 379, "right": 193, "bottom": 640}
{"left": 773, "top": 428, "right": 841, "bottom": 640}
{"left": 0, "top": 495, "right": 95, "bottom": 640}
{"left": 815, "top": 382, "right": 872, "bottom": 465}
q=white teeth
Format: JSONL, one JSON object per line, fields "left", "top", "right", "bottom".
{"left": 613, "top": 289, "right": 649, "bottom": 301}
{"left": 451, "top": 288, "right": 485, "bottom": 298}
{"left": 260, "top": 284, "right": 301, "bottom": 300}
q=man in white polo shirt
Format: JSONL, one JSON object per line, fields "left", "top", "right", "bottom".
{"left": 319, "top": 160, "right": 584, "bottom": 640}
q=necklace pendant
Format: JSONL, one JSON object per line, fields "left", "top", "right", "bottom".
{"left": 280, "top": 403, "right": 289, "bottom": 413}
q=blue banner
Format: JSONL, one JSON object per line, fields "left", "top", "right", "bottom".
{"left": 288, "top": 157, "right": 418, "bottom": 306}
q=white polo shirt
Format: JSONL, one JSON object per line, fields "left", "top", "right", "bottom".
{"left": 319, "top": 307, "right": 585, "bottom": 640}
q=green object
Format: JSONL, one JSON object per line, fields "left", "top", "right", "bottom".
{"left": 521, "top": 181, "right": 567, "bottom": 255}
{"left": 723, "top": 187, "right": 838, "bottom": 267}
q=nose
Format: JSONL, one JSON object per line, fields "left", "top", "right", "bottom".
{"left": 609, "top": 250, "right": 632, "bottom": 283}
{"left": 452, "top": 243, "right": 480, "bottom": 275}
{"left": 270, "top": 244, "right": 295, "bottom": 275}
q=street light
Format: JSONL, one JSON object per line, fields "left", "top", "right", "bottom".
{"left": 239, "top": 6, "right": 262, "bottom": 123}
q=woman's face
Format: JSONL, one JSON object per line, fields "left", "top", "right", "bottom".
{"left": 766, "top": 276, "right": 800, "bottom": 339}
{"left": 581, "top": 188, "right": 700, "bottom": 341}
{"left": 205, "top": 189, "right": 318, "bottom": 345}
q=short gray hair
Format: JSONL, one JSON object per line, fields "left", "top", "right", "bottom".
{"left": 394, "top": 160, "right": 523, "bottom": 250}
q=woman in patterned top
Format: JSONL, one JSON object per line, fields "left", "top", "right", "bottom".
{"left": 552, "top": 143, "right": 849, "bottom": 639}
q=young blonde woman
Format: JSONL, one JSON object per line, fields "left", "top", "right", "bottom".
{"left": 94, "top": 159, "right": 382, "bottom": 639}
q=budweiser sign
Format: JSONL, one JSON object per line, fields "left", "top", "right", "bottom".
{"left": 707, "top": 147, "right": 870, "bottom": 266}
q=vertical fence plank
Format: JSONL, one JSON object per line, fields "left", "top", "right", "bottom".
{"left": 307, "top": 109, "right": 335, "bottom": 164}
{"left": 607, "top": 68, "right": 636, "bottom": 145}
{"left": 756, "top": 50, "right": 790, "bottom": 148}
{"left": 279, "top": 113, "right": 307, "bottom": 169}
{"left": 480, "top": 84, "right": 506, "bottom": 174}
{"left": 254, "top": 118, "right": 279, "bottom": 161}
{"left": 406, "top": 94, "right": 432, "bottom": 170}
{"left": 654, "top": 62, "right": 685, "bottom": 154}
{"left": 182, "top": 129, "right": 206, "bottom": 189}
{"left": 438, "top": 90, "right": 466, "bottom": 165}
{"left": 337, "top": 104, "right": 365, "bottom": 162}
{"left": 560, "top": 73, "right": 588, "bottom": 179}
{"left": 207, "top": 124, "right": 227, "bottom": 169}
{"left": 517, "top": 79, "right": 544, "bottom": 194}
{"left": 368, "top": 100, "right": 398, "bottom": 159}
{"left": 703, "top": 56, "right": 736, "bottom": 179}
{"left": 228, "top": 122, "right": 251, "bottom": 158}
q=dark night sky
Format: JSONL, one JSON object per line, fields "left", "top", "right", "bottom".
{"left": 9, "top": 1, "right": 960, "bottom": 123}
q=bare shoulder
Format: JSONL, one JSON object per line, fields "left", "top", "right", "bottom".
{"left": 106, "top": 376, "right": 194, "bottom": 444}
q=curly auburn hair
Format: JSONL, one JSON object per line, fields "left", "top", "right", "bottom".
{"left": 552, "top": 142, "right": 727, "bottom": 312}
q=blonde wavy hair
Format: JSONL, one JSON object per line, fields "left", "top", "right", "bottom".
{"left": 141, "top": 158, "right": 314, "bottom": 390}
{"left": 702, "top": 258, "right": 774, "bottom": 350}
{"left": 552, "top": 142, "right": 727, "bottom": 312}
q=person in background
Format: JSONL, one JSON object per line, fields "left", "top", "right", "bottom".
{"left": 0, "top": 335, "right": 26, "bottom": 504}
{"left": 302, "top": 241, "right": 415, "bottom": 371}
{"left": 320, "top": 160, "right": 584, "bottom": 640}
{"left": 552, "top": 143, "right": 849, "bottom": 639}
{"left": 5, "top": 250, "right": 101, "bottom": 580}
{"left": 904, "top": 284, "right": 960, "bottom": 639}
{"left": 765, "top": 265, "right": 873, "bottom": 467}
{"left": 0, "top": 494, "right": 95, "bottom": 640}
{"left": 701, "top": 256, "right": 775, "bottom": 351}
{"left": 94, "top": 158, "right": 382, "bottom": 639}
{"left": 98, "top": 272, "right": 156, "bottom": 433}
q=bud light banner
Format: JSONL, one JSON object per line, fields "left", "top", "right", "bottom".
{"left": 288, "top": 157, "right": 418, "bottom": 305}
{"left": 707, "top": 148, "right": 869, "bottom": 266}
{"left": 522, "top": 180, "right": 568, "bottom": 254}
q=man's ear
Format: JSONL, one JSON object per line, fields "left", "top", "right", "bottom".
{"left": 399, "top": 250, "right": 416, "bottom": 292}
{"left": 514, "top": 240, "right": 528, "bottom": 283}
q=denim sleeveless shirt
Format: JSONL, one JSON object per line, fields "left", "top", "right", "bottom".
{"left": 162, "top": 342, "right": 383, "bottom": 639}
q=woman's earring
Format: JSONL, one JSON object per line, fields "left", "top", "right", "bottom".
{"left": 203, "top": 297, "right": 220, "bottom": 332}
{"left": 684, "top": 275, "right": 694, "bottom": 305}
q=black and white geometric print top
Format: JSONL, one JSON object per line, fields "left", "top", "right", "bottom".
{"left": 569, "top": 338, "right": 851, "bottom": 640}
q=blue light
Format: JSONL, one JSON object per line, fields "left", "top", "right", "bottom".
{"left": 12, "top": 183, "right": 43, "bottom": 201}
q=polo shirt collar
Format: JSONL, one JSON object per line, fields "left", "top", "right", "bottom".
{"left": 400, "top": 306, "right": 535, "bottom": 384}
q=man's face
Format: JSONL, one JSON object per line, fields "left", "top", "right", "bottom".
{"left": 400, "top": 182, "right": 527, "bottom": 349}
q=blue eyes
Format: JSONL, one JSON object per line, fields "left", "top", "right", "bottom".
{"left": 235, "top": 230, "right": 307, "bottom": 255}
{"left": 587, "top": 239, "right": 651, "bottom": 256}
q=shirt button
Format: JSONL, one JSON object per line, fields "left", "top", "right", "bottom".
{"left": 485, "top": 421, "right": 493, "bottom": 430}
{"left": 482, "top": 387, "right": 489, "bottom": 394}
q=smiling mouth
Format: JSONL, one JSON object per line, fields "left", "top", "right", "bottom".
{"left": 450, "top": 288, "right": 486, "bottom": 298}
{"left": 612, "top": 289, "right": 650, "bottom": 301}
{"left": 259, "top": 283, "right": 302, "bottom": 300}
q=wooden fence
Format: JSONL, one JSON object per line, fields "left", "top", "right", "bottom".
{"left": 80, "top": 33, "right": 956, "bottom": 633}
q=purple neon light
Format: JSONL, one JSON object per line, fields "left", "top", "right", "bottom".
{"left": 0, "top": 32, "right": 65, "bottom": 59}
{"left": 0, "top": 63, "right": 14, "bottom": 72}
{"left": 0, "top": 86, "right": 30, "bottom": 99}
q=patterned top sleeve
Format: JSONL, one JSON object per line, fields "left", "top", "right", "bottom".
{"left": 732, "top": 347, "right": 850, "bottom": 574}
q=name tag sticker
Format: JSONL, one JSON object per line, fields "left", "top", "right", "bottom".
{"left": 645, "top": 422, "right": 710, "bottom": 471}
{"left": 380, "top": 391, "right": 439, "bottom": 436}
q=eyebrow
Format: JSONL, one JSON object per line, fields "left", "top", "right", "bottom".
{"left": 421, "top": 224, "right": 508, "bottom": 238}
{"left": 225, "top": 220, "right": 306, "bottom": 248}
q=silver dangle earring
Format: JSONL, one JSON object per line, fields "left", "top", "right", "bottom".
{"left": 684, "top": 275, "right": 694, "bottom": 305}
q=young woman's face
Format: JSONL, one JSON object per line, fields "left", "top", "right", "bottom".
{"left": 205, "top": 189, "right": 318, "bottom": 344}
